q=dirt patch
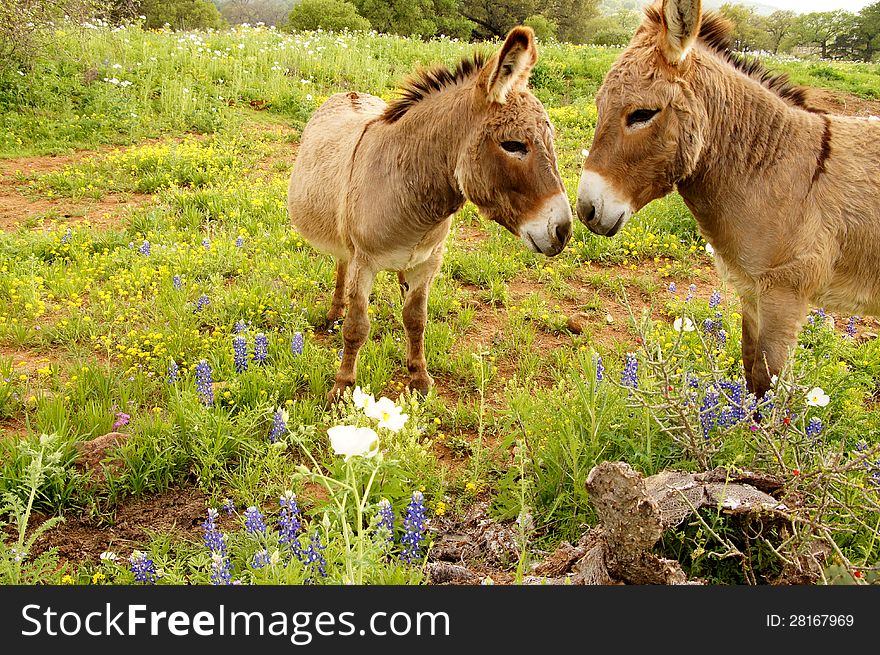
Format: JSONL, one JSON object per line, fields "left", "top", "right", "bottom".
{"left": 27, "top": 486, "right": 212, "bottom": 566}
{"left": 808, "top": 88, "right": 880, "bottom": 118}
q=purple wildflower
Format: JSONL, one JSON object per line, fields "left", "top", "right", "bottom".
{"left": 235, "top": 236, "right": 245, "bottom": 248}
{"left": 253, "top": 333, "right": 268, "bottom": 364}
{"left": 278, "top": 491, "right": 302, "bottom": 559}
{"left": 244, "top": 506, "right": 266, "bottom": 535}
{"left": 202, "top": 508, "right": 226, "bottom": 554}
{"left": 375, "top": 499, "right": 395, "bottom": 546}
{"left": 167, "top": 359, "right": 179, "bottom": 384}
{"left": 195, "top": 360, "right": 214, "bottom": 406}
{"left": 233, "top": 335, "right": 248, "bottom": 373}
{"left": 621, "top": 353, "right": 638, "bottom": 390}
{"left": 172, "top": 274, "right": 182, "bottom": 290}
{"left": 194, "top": 294, "right": 210, "bottom": 313}
{"left": 210, "top": 552, "right": 233, "bottom": 585}
{"left": 686, "top": 284, "right": 696, "bottom": 302}
{"left": 594, "top": 354, "right": 604, "bottom": 383}
{"left": 202, "top": 237, "right": 210, "bottom": 249}
{"left": 291, "top": 331, "right": 304, "bottom": 356}
{"left": 268, "top": 409, "right": 286, "bottom": 442}
{"left": 221, "top": 498, "right": 235, "bottom": 515}
{"left": 251, "top": 549, "right": 271, "bottom": 569}
{"left": 709, "top": 289, "right": 721, "bottom": 309}
{"left": 139, "top": 240, "right": 150, "bottom": 256}
{"left": 806, "top": 417, "right": 823, "bottom": 438}
{"left": 667, "top": 282, "right": 677, "bottom": 294}
{"left": 113, "top": 411, "right": 130, "bottom": 430}
{"left": 846, "top": 316, "right": 860, "bottom": 339}
{"left": 302, "top": 532, "right": 327, "bottom": 583}
{"left": 128, "top": 551, "right": 158, "bottom": 584}
{"left": 400, "top": 491, "right": 427, "bottom": 565}
{"left": 61, "top": 228, "right": 72, "bottom": 244}
{"left": 234, "top": 320, "right": 248, "bottom": 334}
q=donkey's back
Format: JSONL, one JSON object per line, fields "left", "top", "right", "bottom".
{"left": 287, "top": 91, "right": 386, "bottom": 261}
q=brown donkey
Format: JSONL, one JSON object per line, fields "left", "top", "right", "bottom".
{"left": 288, "top": 27, "right": 572, "bottom": 401}
{"left": 576, "top": 0, "right": 880, "bottom": 400}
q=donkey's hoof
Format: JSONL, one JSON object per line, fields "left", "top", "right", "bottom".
{"left": 407, "top": 374, "right": 434, "bottom": 396}
{"left": 327, "top": 382, "right": 351, "bottom": 404}
{"left": 326, "top": 306, "right": 345, "bottom": 324}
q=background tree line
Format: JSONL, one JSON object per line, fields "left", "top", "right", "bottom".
{"left": 4, "top": 0, "right": 880, "bottom": 62}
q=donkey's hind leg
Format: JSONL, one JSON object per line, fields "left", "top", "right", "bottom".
{"left": 401, "top": 248, "right": 443, "bottom": 396}
{"left": 328, "top": 257, "right": 375, "bottom": 403}
{"left": 327, "top": 260, "right": 348, "bottom": 323}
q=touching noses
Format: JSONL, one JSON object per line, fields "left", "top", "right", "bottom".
{"left": 576, "top": 169, "right": 633, "bottom": 237}
{"left": 520, "top": 190, "right": 573, "bottom": 257}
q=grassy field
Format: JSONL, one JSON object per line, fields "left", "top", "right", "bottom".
{"left": 2, "top": 21, "right": 880, "bottom": 586}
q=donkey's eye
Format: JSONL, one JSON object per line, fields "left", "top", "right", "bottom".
{"left": 500, "top": 141, "right": 529, "bottom": 155}
{"left": 626, "top": 108, "right": 660, "bottom": 127}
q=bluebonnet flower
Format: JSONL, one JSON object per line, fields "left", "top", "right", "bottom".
{"left": 202, "top": 237, "right": 210, "bottom": 249}
{"left": 686, "top": 284, "right": 696, "bottom": 302}
{"left": 700, "top": 385, "right": 720, "bottom": 440}
{"left": 268, "top": 409, "right": 286, "bottom": 442}
{"left": 846, "top": 316, "right": 860, "bottom": 339}
{"left": 621, "top": 353, "right": 638, "bottom": 391}
{"left": 194, "top": 294, "right": 210, "bottom": 313}
{"left": 251, "top": 549, "right": 271, "bottom": 569}
{"left": 195, "top": 360, "right": 214, "bottom": 406}
{"left": 172, "top": 274, "right": 182, "bottom": 289}
{"left": 808, "top": 308, "right": 827, "bottom": 326}
{"left": 302, "top": 533, "right": 327, "bottom": 583}
{"left": 278, "top": 491, "right": 302, "bottom": 559}
{"left": 233, "top": 335, "right": 248, "bottom": 373}
{"left": 375, "top": 499, "right": 395, "bottom": 546}
{"left": 210, "top": 551, "right": 233, "bottom": 585}
{"left": 139, "top": 240, "right": 150, "bottom": 256}
{"left": 667, "top": 282, "right": 676, "bottom": 294}
{"left": 202, "top": 509, "right": 225, "bottom": 552}
{"left": 167, "top": 359, "right": 179, "bottom": 384}
{"left": 400, "top": 491, "right": 427, "bottom": 565}
{"left": 235, "top": 236, "right": 245, "bottom": 248}
{"left": 128, "top": 551, "right": 159, "bottom": 584}
{"left": 709, "top": 289, "right": 721, "bottom": 309}
{"left": 338, "top": 348, "right": 344, "bottom": 361}
{"left": 61, "top": 227, "right": 72, "bottom": 244}
{"left": 234, "top": 320, "right": 248, "bottom": 334}
{"left": 594, "top": 354, "right": 604, "bottom": 383}
{"left": 244, "top": 506, "right": 267, "bottom": 535}
{"left": 222, "top": 498, "right": 235, "bottom": 515}
{"left": 806, "top": 417, "right": 823, "bottom": 438}
{"left": 253, "top": 333, "right": 268, "bottom": 364}
{"left": 291, "top": 331, "right": 304, "bottom": 356}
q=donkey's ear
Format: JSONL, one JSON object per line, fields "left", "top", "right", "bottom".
{"left": 660, "top": 0, "right": 702, "bottom": 64}
{"left": 486, "top": 26, "right": 538, "bottom": 104}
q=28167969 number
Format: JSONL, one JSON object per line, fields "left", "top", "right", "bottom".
{"left": 766, "top": 614, "right": 854, "bottom": 628}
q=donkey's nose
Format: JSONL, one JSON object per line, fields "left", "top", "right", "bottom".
{"left": 555, "top": 219, "right": 572, "bottom": 246}
{"left": 576, "top": 197, "right": 596, "bottom": 225}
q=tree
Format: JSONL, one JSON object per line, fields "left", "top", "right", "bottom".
{"left": 285, "top": 0, "right": 371, "bottom": 32}
{"left": 792, "top": 10, "right": 856, "bottom": 59}
{"left": 765, "top": 10, "right": 796, "bottom": 55}
{"left": 459, "top": 0, "right": 538, "bottom": 38}
{"left": 543, "top": 0, "right": 599, "bottom": 43}
{"left": 583, "top": 8, "right": 640, "bottom": 46}
{"left": 524, "top": 13, "right": 557, "bottom": 41}
{"left": 216, "top": 0, "right": 295, "bottom": 26}
{"left": 718, "top": 3, "right": 769, "bottom": 52}
{"left": 856, "top": 1, "right": 880, "bottom": 62}
{"left": 139, "top": 0, "right": 226, "bottom": 30}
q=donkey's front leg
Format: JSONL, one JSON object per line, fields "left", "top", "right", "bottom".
{"left": 751, "top": 287, "right": 809, "bottom": 401}
{"left": 328, "top": 258, "right": 375, "bottom": 403}
{"left": 401, "top": 250, "right": 443, "bottom": 395}
{"left": 741, "top": 298, "right": 759, "bottom": 394}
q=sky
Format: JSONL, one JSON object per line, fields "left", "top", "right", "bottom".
{"left": 759, "top": 1, "right": 873, "bottom": 11}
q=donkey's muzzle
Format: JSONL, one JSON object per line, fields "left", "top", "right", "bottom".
{"left": 576, "top": 170, "right": 633, "bottom": 238}
{"left": 520, "top": 192, "right": 573, "bottom": 257}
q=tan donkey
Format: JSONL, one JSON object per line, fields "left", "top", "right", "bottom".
{"left": 576, "top": 0, "right": 880, "bottom": 400}
{"left": 288, "top": 27, "right": 572, "bottom": 401}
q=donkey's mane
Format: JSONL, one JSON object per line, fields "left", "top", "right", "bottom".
{"left": 381, "top": 52, "right": 488, "bottom": 123}
{"left": 644, "top": 5, "right": 823, "bottom": 113}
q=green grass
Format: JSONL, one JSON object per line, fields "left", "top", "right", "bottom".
{"left": 1, "top": 23, "right": 879, "bottom": 586}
